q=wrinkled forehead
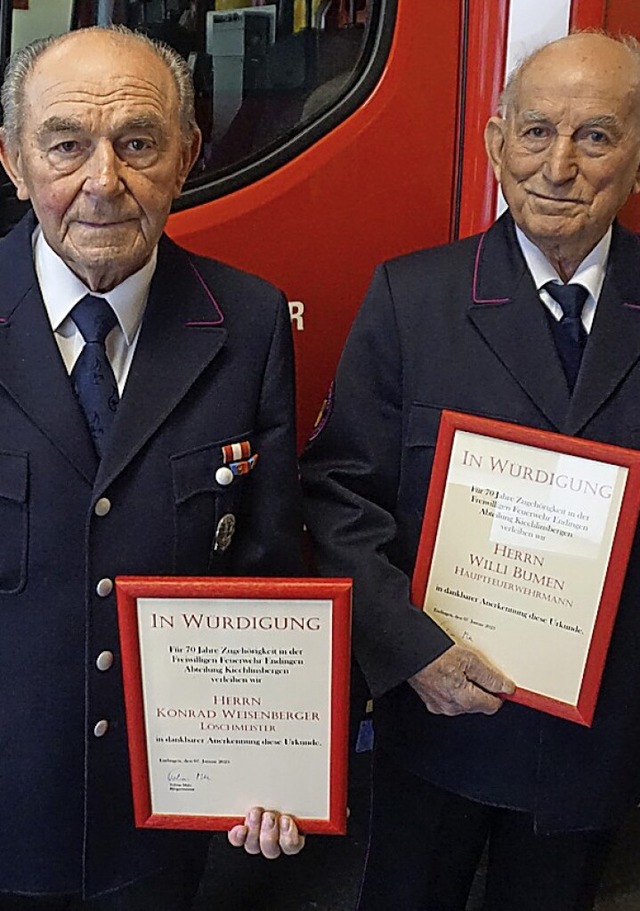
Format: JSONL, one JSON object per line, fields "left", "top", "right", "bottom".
{"left": 24, "top": 33, "right": 178, "bottom": 125}
{"left": 511, "top": 37, "right": 640, "bottom": 122}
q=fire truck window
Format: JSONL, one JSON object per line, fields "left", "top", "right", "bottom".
{"left": 187, "top": 1, "right": 376, "bottom": 185}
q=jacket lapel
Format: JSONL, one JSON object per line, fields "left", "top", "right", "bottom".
{"left": 95, "top": 235, "right": 228, "bottom": 491}
{"left": 467, "top": 213, "right": 570, "bottom": 431}
{"left": 565, "top": 223, "right": 640, "bottom": 436}
{"left": 0, "top": 213, "right": 98, "bottom": 483}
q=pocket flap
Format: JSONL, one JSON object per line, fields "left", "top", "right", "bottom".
{"left": 171, "top": 436, "right": 253, "bottom": 504}
{"left": 406, "top": 404, "right": 442, "bottom": 448}
{"left": 0, "top": 451, "right": 28, "bottom": 503}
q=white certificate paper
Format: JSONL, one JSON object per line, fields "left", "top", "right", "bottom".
{"left": 117, "top": 578, "right": 351, "bottom": 832}
{"left": 412, "top": 412, "right": 640, "bottom": 725}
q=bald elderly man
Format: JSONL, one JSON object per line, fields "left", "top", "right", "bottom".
{"left": 0, "top": 25, "right": 303, "bottom": 910}
{"left": 302, "top": 31, "right": 640, "bottom": 911}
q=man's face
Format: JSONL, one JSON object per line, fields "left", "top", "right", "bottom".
{"left": 0, "top": 31, "right": 200, "bottom": 291}
{"left": 485, "top": 35, "right": 640, "bottom": 274}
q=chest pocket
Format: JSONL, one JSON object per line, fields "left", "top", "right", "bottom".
{"left": 398, "top": 403, "right": 519, "bottom": 518}
{"left": 171, "top": 435, "right": 254, "bottom": 573}
{"left": 0, "top": 451, "right": 28, "bottom": 594}
{"left": 397, "top": 404, "right": 442, "bottom": 518}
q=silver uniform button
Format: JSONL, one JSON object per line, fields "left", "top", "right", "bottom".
{"left": 93, "top": 719, "right": 109, "bottom": 738}
{"left": 94, "top": 497, "right": 112, "bottom": 517}
{"left": 215, "top": 466, "right": 234, "bottom": 486}
{"left": 96, "top": 578, "right": 113, "bottom": 597}
{"left": 96, "top": 651, "right": 114, "bottom": 672}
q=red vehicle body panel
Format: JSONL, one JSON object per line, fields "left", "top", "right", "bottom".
{"left": 168, "top": 1, "right": 461, "bottom": 448}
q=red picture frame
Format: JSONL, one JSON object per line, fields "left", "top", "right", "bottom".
{"left": 411, "top": 411, "right": 640, "bottom": 726}
{"left": 116, "top": 576, "right": 352, "bottom": 834}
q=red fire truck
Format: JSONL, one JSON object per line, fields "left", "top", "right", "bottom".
{"left": 1, "top": 0, "right": 638, "bottom": 446}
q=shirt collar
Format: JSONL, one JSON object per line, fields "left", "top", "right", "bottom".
{"left": 33, "top": 225, "right": 157, "bottom": 344}
{"left": 515, "top": 224, "right": 611, "bottom": 303}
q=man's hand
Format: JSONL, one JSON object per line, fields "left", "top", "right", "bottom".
{"left": 409, "top": 644, "right": 515, "bottom": 716}
{"left": 227, "top": 807, "right": 305, "bottom": 859}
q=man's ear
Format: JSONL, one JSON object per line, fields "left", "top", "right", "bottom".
{"left": 484, "top": 116, "right": 507, "bottom": 183}
{"left": 173, "top": 127, "right": 203, "bottom": 198}
{"left": 0, "top": 132, "right": 30, "bottom": 201}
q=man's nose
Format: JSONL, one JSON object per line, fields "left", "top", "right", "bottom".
{"left": 543, "top": 135, "right": 578, "bottom": 185}
{"left": 82, "top": 140, "right": 124, "bottom": 195}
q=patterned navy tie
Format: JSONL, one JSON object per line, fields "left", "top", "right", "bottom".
{"left": 70, "top": 294, "right": 120, "bottom": 456}
{"left": 545, "top": 282, "right": 589, "bottom": 392}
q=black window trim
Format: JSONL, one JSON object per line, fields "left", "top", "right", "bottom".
{"left": 0, "top": 0, "right": 11, "bottom": 78}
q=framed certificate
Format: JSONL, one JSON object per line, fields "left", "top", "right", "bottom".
{"left": 116, "top": 576, "right": 352, "bottom": 834}
{"left": 411, "top": 411, "right": 640, "bottom": 726}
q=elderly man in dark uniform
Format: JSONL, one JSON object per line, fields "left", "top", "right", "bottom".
{"left": 0, "top": 24, "right": 303, "bottom": 910}
{"left": 302, "top": 31, "right": 640, "bottom": 911}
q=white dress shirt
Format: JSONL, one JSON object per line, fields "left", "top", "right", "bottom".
{"left": 33, "top": 226, "right": 157, "bottom": 395}
{"left": 515, "top": 224, "right": 611, "bottom": 335}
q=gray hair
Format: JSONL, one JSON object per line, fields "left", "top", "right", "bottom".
{"left": 1, "top": 25, "right": 197, "bottom": 148}
{"left": 498, "top": 31, "right": 640, "bottom": 121}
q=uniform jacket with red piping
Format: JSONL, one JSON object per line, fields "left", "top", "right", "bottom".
{"left": 302, "top": 211, "right": 640, "bottom": 833}
{"left": 0, "top": 211, "right": 302, "bottom": 896}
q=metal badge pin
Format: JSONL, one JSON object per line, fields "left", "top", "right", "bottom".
{"left": 214, "top": 513, "right": 236, "bottom": 552}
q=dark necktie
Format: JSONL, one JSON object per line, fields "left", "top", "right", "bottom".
{"left": 70, "top": 294, "right": 120, "bottom": 456}
{"left": 545, "top": 282, "right": 589, "bottom": 392}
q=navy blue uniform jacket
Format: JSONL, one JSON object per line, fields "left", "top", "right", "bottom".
{"left": 0, "top": 212, "right": 302, "bottom": 896}
{"left": 302, "top": 212, "right": 640, "bottom": 833}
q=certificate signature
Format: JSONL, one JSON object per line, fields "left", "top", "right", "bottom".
{"left": 166, "top": 768, "right": 211, "bottom": 792}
